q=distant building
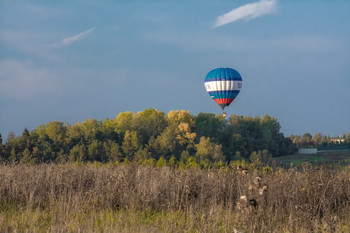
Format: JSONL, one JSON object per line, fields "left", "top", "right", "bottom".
{"left": 298, "top": 148, "right": 317, "bottom": 154}
{"left": 329, "top": 138, "right": 345, "bottom": 144}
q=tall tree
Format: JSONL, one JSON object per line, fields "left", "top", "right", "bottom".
{"left": 153, "top": 124, "right": 177, "bottom": 159}
{"left": 69, "top": 144, "right": 87, "bottom": 162}
{"left": 100, "top": 118, "right": 119, "bottom": 141}
{"left": 80, "top": 119, "right": 101, "bottom": 144}
{"left": 135, "top": 108, "right": 166, "bottom": 144}
{"left": 46, "top": 121, "right": 66, "bottom": 145}
{"left": 103, "top": 140, "right": 122, "bottom": 162}
{"left": 122, "top": 130, "right": 140, "bottom": 159}
{"left": 6, "top": 131, "right": 16, "bottom": 143}
{"left": 313, "top": 132, "right": 323, "bottom": 146}
{"left": 88, "top": 140, "right": 104, "bottom": 161}
{"left": 195, "top": 113, "right": 225, "bottom": 142}
{"left": 195, "top": 136, "right": 224, "bottom": 162}
{"left": 301, "top": 133, "right": 313, "bottom": 148}
{"left": 114, "top": 111, "right": 137, "bottom": 135}
{"left": 167, "top": 110, "right": 195, "bottom": 128}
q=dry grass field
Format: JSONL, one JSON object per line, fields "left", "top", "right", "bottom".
{"left": 1, "top": 163, "right": 350, "bottom": 232}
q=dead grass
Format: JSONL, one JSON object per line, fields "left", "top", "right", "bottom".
{"left": 0, "top": 163, "right": 350, "bottom": 232}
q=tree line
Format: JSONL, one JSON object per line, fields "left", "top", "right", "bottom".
{"left": 289, "top": 132, "right": 350, "bottom": 148}
{"left": 0, "top": 109, "right": 297, "bottom": 165}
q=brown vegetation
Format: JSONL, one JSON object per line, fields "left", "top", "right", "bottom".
{"left": 1, "top": 163, "right": 350, "bottom": 232}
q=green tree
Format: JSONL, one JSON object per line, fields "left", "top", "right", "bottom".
{"left": 6, "top": 131, "right": 16, "bottom": 143}
{"left": 230, "top": 133, "right": 251, "bottom": 158}
{"left": 167, "top": 110, "right": 195, "bottom": 128}
{"left": 100, "top": 118, "right": 119, "bottom": 141}
{"left": 65, "top": 122, "right": 83, "bottom": 146}
{"left": 290, "top": 134, "right": 301, "bottom": 147}
{"left": 175, "top": 122, "right": 196, "bottom": 151}
{"left": 32, "top": 146, "right": 42, "bottom": 163}
{"left": 301, "top": 133, "right": 313, "bottom": 148}
{"left": 184, "top": 157, "right": 199, "bottom": 169}
{"left": 69, "top": 144, "right": 87, "bottom": 162}
{"left": 34, "top": 124, "right": 47, "bottom": 140}
{"left": 46, "top": 121, "right": 66, "bottom": 144}
{"left": 19, "top": 128, "right": 37, "bottom": 153}
{"left": 195, "top": 113, "right": 225, "bottom": 142}
{"left": 180, "top": 150, "right": 190, "bottom": 162}
{"left": 135, "top": 108, "right": 166, "bottom": 144}
{"left": 345, "top": 133, "right": 350, "bottom": 144}
{"left": 195, "top": 136, "right": 224, "bottom": 162}
{"left": 142, "top": 158, "right": 156, "bottom": 166}
{"left": 153, "top": 124, "right": 177, "bottom": 159}
{"left": 200, "top": 159, "right": 211, "bottom": 169}
{"left": 168, "top": 156, "right": 176, "bottom": 167}
{"left": 313, "top": 132, "right": 323, "bottom": 146}
{"left": 20, "top": 148, "right": 36, "bottom": 164}
{"left": 38, "top": 140, "right": 54, "bottom": 162}
{"left": 88, "top": 140, "right": 104, "bottom": 161}
{"left": 229, "top": 114, "right": 293, "bottom": 157}
{"left": 156, "top": 156, "right": 167, "bottom": 167}
{"left": 80, "top": 119, "right": 101, "bottom": 144}
{"left": 9, "top": 147, "right": 17, "bottom": 163}
{"left": 55, "top": 148, "right": 67, "bottom": 163}
{"left": 134, "top": 147, "right": 151, "bottom": 162}
{"left": 104, "top": 140, "right": 122, "bottom": 162}
{"left": 122, "top": 130, "right": 140, "bottom": 158}
{"left": 114, "top": 111, "right": 137, "bottom": 134}
{"left": 43, "top": 121, "right": 68, "bottom": 160}
{"left": 2, "top": 110, "right": 298, "bottom": 163}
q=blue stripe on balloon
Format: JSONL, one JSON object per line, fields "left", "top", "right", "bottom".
{"left": 205, "top": 77, "right": 242, "bottom": 82}
{"left": 205, "top": 68, "right": 242, "bottom": 82}
{"left": 208, "top": 90, "right": 240, "bottom": 100}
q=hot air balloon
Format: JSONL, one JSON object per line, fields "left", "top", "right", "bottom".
{"left": 204, "top": 67, "right": 242, "bottom": 116}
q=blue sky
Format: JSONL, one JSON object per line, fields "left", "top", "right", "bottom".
{"left": 0, "top": 0, "right": 349, "bottom": 139}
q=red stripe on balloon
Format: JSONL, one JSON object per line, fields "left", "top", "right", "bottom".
{"left": 214, "top": 98, "right": 234, "bottom": 105}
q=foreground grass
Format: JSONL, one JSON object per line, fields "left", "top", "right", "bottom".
{"left": 1, "top": 206, "right": 244, "bottom": 233}
{"left": 3, "top": 206, "right": 349, "bottom": 233}
{"left": 1, "top": 163, "right": 350, "bottom": 232}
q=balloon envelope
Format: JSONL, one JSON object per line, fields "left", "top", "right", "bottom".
{"left": 204, "top": 67, "right": 242, "bottom": 110}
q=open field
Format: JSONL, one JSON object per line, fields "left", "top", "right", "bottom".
{"left": 275, "top": 150, "right": 350, "bottom": 167}
{"left": 1, "top": 163, "right": 350, "bottom": 232}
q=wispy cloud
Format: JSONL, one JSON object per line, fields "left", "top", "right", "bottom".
{"left": 59, "top": 28, "right": 95, "bottom": 47}
{"left": 213, "top": 0, "right": 277, "bottom": 28}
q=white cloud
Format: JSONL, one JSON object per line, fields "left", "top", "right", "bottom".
{"left": 213, "top": 0, "right": 278, "bottom": 28}
{"left": 0, "top": 59, "right": 60, "bottom": 99}
{"left": 59, "top": 28, "right": 95, "bottom": 47}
